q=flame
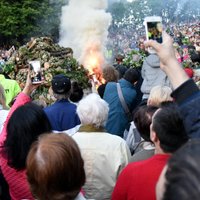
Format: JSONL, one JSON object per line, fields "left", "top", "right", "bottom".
{"left": 83, "top": 49, "right": 105, "bottom": 86}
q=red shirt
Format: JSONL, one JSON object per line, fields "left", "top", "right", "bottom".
{"left": 112, "top": 154, "right": 170, "bottom": 200}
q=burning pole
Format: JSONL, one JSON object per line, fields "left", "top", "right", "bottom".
{"left": 59, "top": 0, "right": 112, "bottom": 86}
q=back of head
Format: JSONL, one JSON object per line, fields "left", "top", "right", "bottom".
{"left": 123, "top": 68, "right": 140, "bottom": 84}
{"left": 103, "top": 65, "right": 119, "bottom": 82}
{"left": 148, "top": 85, "right": 173, "bottom": 107}
{"left": 152, "top": 102, "right": 188, "bottom": 153}
{"left": 161, "top": 139, "right": 200, "bottom": 200}
{"left": 26, "top": 133, "right": 85, "bottom": 200}
{"left": 4, "top": 103, "right": 52, "bottom": 170}
{"left": 77, "top": 93, "right": 109, "bottom": 128}
{"left": 51, "top": 74, "right": 71, "bottom": 98}
{"left": 69, "top": 81, "right": 84, "bottom": 103}
{"left": 134, "top": 105, "right": 158, "bottom": 142}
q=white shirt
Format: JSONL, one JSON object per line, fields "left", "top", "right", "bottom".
{"left": 73, "top": 131, "right": 131, "bottom": 200}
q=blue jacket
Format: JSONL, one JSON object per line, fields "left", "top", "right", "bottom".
{"left": 44, "top": 99, "right": 80, "bottom": 132}
{"left": 171, "top": 79, "right": 200, "bottom": 138}
{"left": 103, "top": 79, "right": 137, "bottom": 137}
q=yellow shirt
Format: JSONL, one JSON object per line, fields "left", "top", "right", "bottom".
{"left": 0, "top": 75, "right": 21, "bottom": 107}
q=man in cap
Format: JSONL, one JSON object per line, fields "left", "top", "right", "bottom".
{"left": 44, "top": 74, "right": 80, "bottom": 135}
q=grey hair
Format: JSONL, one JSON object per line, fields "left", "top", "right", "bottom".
{"left": 77, "top": 93, "right": 109, "bottom": 128}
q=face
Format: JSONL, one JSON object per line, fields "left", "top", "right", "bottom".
{"left": 150, "top": 109, "right": 160, "bottom": 142}
{"left": 156, "top": 165, "right": 168, "bottom": 200}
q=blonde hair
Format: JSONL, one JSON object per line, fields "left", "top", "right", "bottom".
{"left": 0, "top": 84, "right": 8, "bottom": 109}
{"left": 148, "top": 85, "right": 173, "bottom": 107}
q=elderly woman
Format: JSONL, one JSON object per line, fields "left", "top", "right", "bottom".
{"left": 73, "top": 93, "right": 131, "bottom": 200}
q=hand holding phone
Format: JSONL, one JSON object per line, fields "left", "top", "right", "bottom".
{"left": 28, "top": 60, "right": 43, "bottom": 84}
{"left": 144, "top": 16, "right": 163, "bottom": 54}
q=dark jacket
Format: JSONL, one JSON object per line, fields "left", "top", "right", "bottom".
{"left": 103, "top": 79, "right": 137, "bottom": 137}
{"left": 171, "top": 79, "right": 200, "bottom": 138}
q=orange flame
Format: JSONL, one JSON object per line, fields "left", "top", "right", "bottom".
{"left": 83, "top": 49, "right": 105, "bottom": 86}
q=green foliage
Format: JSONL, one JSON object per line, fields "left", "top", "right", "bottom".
{"left": 123, "top": 50, "right": 146, "bottom": 68}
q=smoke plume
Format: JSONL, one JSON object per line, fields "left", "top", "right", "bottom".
{"left": 59, "top": 0, "right": 112, "bottom": 73}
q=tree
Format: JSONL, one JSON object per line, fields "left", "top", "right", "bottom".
{"left": 0, "top": 0, "right": 66, "bottom": 46}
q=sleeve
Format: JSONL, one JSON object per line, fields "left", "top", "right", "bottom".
{"left": 171, "top": 79, "right": 200, "bottom": 138}
{"left": 171, "top": 79, "right": 199, "bottom": 104}
{"left": 117, "top": 141, "right": 131, "bottom": 176}
{"left": 111, "top": 165, "right": 131, "bottom": 200}
{"left": 0, "top": 92, "right": 31, "bottom": 144}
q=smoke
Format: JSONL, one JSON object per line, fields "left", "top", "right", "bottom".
{"left": 59, "top": 0, "right": 112, "bottom": 72}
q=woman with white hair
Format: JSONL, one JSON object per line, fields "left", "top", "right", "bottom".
{"left": 73, "top": 93, "right": 131, "bottom": 200}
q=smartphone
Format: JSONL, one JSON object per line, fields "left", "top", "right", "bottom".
{"left": 144, "top": 16, "right": 163, "bottom": 53}
{"left": 29, "top": 60, "right": 43, "bottom": 84}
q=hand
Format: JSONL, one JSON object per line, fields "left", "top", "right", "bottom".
{"left": 22, "top": 70, "right": 41, "bottom": 96}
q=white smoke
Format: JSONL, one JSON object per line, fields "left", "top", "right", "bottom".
{"left": 59, "top": 0, "right": 112, "bottom": 72}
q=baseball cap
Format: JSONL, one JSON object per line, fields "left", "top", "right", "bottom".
{"left": 52, "top": 74, "right": 71, "bottom": 94}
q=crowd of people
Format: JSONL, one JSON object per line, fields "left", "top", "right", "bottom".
{"left": 0, "top": 20, "right": 200, "bottom": 200}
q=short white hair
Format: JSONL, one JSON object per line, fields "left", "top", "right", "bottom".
{"left": 77, "top": 93, "right": 109, "bottom": 128}
{"left": 148, "top": 85, "right": 173, "bottom": 107}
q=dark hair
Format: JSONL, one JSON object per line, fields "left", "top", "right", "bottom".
{"left": 3, "top": 103, "right": 52, "bottom": 170}
{"left": 26, "top": 133, "right": 85, "bottom": 200}
{"left": 134, "top": 105, "right": 158, "bottom": 142}
{"left": 163, "top": 139, "right": 200, "bottom": 200}
{"left": 152, "top": 103, "right": 188, "bottom": 153}
{"left": 123, "top": 68, "right": 140, "bottom": 84}
{"left": 69, "top": 82, "right": 84, "bottom": 103}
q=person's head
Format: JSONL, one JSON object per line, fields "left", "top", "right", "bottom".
{"left": 134, "top": 105, "right": 158, "bottom": 142}
{"left": 3, "top": 103, "right": 52, "bottom": 170}
{"left": 156, "top": 139, "right": 200, "bottom": 200}
{"left": 0, "top": 84, "right": 8, "bottom": 109}
{"left": 69, "top": 81, "right": 84, "bottom": 103}
{"left": 150, "top": 102, "right": 188, "bottom": 153}
{"left": 77, "top": 93, "right": 109, "bottom": 128}
{"left": 26, "top": 133, "right": 85, "bottom": 200}
{"left": 102, "top": 66, "right": 119, "bottom": 82}
{"left": 123, "top": 68, "right": 140, "bottom": 85}
{"left": 147, "top": 85, "right": 173, "bottom": 107}
{"left": 51, "top": 74, "right": 71, "bottom": 100}
{"left": 115, "top": 54, "right": 124, "bottom": 64}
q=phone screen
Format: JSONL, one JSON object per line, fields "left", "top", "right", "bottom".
{"left": 29, "top": 60, "right": 43, "bottom": 83}
{"left": 147, "top": 21, "right": 163, "bottom": 43}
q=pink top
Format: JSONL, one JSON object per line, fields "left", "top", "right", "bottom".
{"left": 0, "top": 92, "right": 34, "bottom": 200}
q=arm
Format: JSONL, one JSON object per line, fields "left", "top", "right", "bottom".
{"left": 0, "top": 72, "right": 40, "bottom": 144}
{"left": 145, "top": 33, "right": 200, "bottom": 138}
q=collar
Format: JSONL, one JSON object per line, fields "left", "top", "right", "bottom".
{"left": 78, "top": 125, "right": 105, "bottom": 132}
